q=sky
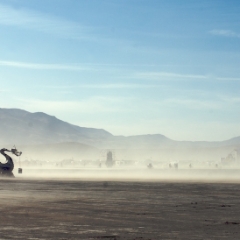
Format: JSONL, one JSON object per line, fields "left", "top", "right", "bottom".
{"left": 0, "top": 0, "right": 240, "bottom": 141}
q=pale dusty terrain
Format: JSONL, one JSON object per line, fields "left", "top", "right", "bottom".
{"left": 1, "top": 176, "right": 240, "bottom": 239}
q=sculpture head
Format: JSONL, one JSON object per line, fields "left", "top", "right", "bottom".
{"left": 11, "top": 148, "right": 22, "bottom": 156}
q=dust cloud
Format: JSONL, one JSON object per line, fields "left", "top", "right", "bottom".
{"left": 2, "top": 143, "right": 240, "bottom": 239}
{"left": 0, "top": 142, "right": 238, "bottom": 182}
{"left": 12, "top": 167, "right": 240, "bottom": 183}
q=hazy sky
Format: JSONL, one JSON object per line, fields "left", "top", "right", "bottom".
{"left": 1, "top": 0, "right": 240, "bottom": 141}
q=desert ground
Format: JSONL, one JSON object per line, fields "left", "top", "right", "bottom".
{"left": 1, "top": 171, "right": 240, "bottom": 239}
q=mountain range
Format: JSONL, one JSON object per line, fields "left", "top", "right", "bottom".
{"left": 1, "top": 108, "right": 240, "bottom": 148}
{"left": 0, "top": 108, "right": 239, "bottom": 161}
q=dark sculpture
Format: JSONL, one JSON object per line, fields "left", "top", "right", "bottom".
{"left": 0, "top": 148, "right": 22, "bottom": 177}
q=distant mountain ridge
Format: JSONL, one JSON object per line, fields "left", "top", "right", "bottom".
{"left": 0, "top": 108, "right": 240, "bottom": 149}
{"left": 0, "top": 108, "right": 112, "bottom": 146}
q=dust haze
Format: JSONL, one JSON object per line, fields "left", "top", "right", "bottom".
{"left": 4, "top": 141, "right": 239, "bottom": 182}
{"left": 1, "top": 131, "right": 240, "bottom": 239}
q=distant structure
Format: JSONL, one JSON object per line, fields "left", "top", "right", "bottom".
{"left": 106, "top": 151, "right": 114, "bottom": 167}
{"left": 169, "top": 162, "right": 178, "bottom": 169}
{"left": 221, "top": 149, "right": 239, "bottom": 165}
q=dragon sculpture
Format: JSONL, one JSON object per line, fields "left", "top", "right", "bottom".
{"left": 0, "top": 147, "right": 22, "bottom": 177}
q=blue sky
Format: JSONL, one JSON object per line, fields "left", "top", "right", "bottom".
{"left": 1, "top": 0, "right": 240, "bottom": 141}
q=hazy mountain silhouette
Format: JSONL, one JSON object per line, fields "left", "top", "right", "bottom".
{"left": 0, "top": 108, "right": 239, "bottom": 150}
{"left": 0, "top": 108, "right": 112, "bottom": 146}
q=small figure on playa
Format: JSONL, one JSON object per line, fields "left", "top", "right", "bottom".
{"left": 147, "top": 163, "right": 153, "bottom": 169}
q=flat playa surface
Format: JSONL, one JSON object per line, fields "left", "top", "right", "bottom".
{"left": 1, "top": 175, "right": 240, "bottom": 239}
